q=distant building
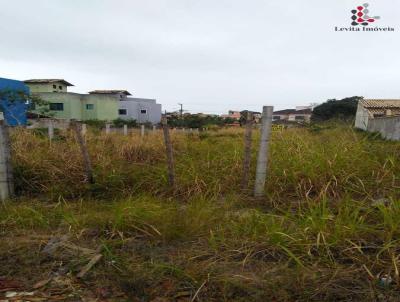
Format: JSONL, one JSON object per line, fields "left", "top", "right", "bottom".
{"left": 0, "top": 77, "right": 29, "bottom": 126}
{"left": 355, "top": 99, "right": 400, "bottom": 130}
{"left": 24, "top": 79, "right": 73, "bottom": 93}
{"left": 296, "top": 104, "right": 319, "bottom": 111}
{"left": 24, "top": 80, "right": 161, "bottom": 123}
{"left": 240, "top": 110, "right": 262, "bottom": 123}
{"left": 272, "top": 108, "right": 312, "bottom": 123}
{"left": 25, "top": 80, "right": 119, "bottom": 121}
{"left": 221, "top": 110, "right": 241, "bottom": 120}
{"left": 89, "top": 90, "right": 161, "bottom": 124}
{"left": 355, "top": 99, "right": 400, "bottom": 140}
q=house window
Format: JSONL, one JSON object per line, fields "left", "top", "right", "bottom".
{"left": 86, "top": 104, "right": 94, "bottom": 110}
{"left": 295, "top": 115, "right": 305, "bottom": 120}
{"left": 53, "top": 84, "right": 56, "bottom": 89}
{"left": 59, "top": 86, "right": 63, "bottom": 90}
{"left": 273, "top": 116, "right": 281, "bottom": 120}
{"left": 49, "top": 103, "right": 64, "bottom": 111}
{"left": 140, "top": 109, "right": 147, "bottom": 114}
{"left": 119, "top": 109, "right": 127, "bottom": 115}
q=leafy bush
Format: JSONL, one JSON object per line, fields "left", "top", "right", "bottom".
{"left": 85, "top": 119, "right": 106, "bottom": 129}
{"left": 113, "top": 118, "right": 137, "bottom": 128}
{"left": 311, "top": 96, "right": 362, "bottom": 121}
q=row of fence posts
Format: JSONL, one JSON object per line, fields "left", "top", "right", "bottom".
{"left": 48, "top": 123, "right": 161, "bottom": 141}
{"left": 0, "top": 106, "right": 273, "bottom": 201}
{"left": 155, "top": 106, "right": 274, "bottom": 197}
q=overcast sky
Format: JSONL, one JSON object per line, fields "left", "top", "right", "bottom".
{"left": 1, "top": 0, "right": 399, "bottom": 113}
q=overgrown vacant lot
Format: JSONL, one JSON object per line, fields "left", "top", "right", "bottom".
{"left": 1, "top": 125, "right": 400, "bottom": 301}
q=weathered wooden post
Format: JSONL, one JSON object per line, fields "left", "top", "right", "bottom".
{"left": 105, "top": 123, "right": 111, "bottom": 134}
{"left": 141, "top": 125, "right": 145, "bottom": 137}
{"left": 0, "top": 120, "right": 14, "bottom": 202}
{"left": 123, "top": 124, "right": 128, "bottom": 136}
{"left": 161, "top": 117, "right": 175, "bottom": 187}
{"left": 71, "top": 121, "right": 94, "bottom": 184}
{"left": 48, "top": 120, "right": 54, "bottom": 141}
{"left": 254, "top": 106, "right": 273, "bottom": 197}
{"left": 241, "top": 111, "right": 253, "bottom": 191}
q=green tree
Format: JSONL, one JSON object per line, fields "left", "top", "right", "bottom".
{"left": 113, "top": 118, "right": 137, "bottom": 128}
{"left": 311, "top": 96, "right": 362, "bottom": 121}
{"left": 167, "top": 114, "right": 228, "bottom": 128}
{"left": 0, "top": 89, "right": 51, "bottom": 124}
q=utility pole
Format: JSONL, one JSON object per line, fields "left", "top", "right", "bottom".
{"left": 178, "top": 103, "right": 183, "bottom": 119}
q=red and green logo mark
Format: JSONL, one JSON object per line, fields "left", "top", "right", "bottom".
{"left": 351, "top": 3, "right": 380, "bottom": 26}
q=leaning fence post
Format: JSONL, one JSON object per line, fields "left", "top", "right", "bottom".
{"left": 123, "top": 124, "right": 128, "bottom": 136}
{"left": 0, "top": 120, "right": 14, "bottom": 202}
{"left": 254, "top": 106, "right": 273, "bottom": 197}
{"left": 161, "top": 117, "right": 175, "bottom": 187}
{"left": 48, "top": 120, "right": 54, "bottom": 141}
{"left": 71, "top": 121, "right": 94, "bottom": 184}
{"left": 241, "top": 111, "right": 253, "bottom": 191}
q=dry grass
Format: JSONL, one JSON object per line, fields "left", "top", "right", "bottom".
{"left": 1, "top": 124, "right": 400, "bottom": 301}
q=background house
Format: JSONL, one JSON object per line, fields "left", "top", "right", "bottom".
{"left": 119, "top": 97, "right": 161, "bottom": 124}
{"left": 355, "top": 99, "right": 400, "bottom": 130}
{"left": 25, "top": 79, "right": 119, "bottom": 121}
{"left": 24, "top": 79, "right": 73, "bottom": 93}
{"left": 221, "top": 110, "right": 241, "bottom": 120}
{"left": 88, "top": 90, "right": 162, "bottom": 124}
{"left": 240, "top": 110, "right": 262, "bottom": 123}
{"left": 355, "top": 99, "right": 400, "bottom": 140}
{"left": 272, "top": 108, "right": 312, "bottom": 123}
{"left": 0, "top": 77, "right": 29, "bottom": 126}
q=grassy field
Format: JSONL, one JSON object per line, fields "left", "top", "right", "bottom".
{"left": 1, "top": 125, "right": 400, "bottom": 301}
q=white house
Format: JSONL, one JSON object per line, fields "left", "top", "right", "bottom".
{"left": 272, "top": 108, "right": 312, "bottom": 123}
{"left": 118, "top": 97, "right": 161, "bottom": 124}
{"left": 88, "top": 90, "right": 162, "bottom": 124}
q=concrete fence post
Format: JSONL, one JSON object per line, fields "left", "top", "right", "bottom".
{"left": 241, "top": 111, "right": 253, "bottom": 191}
{"left": 105, "top": 123, "right": 111, "bottom": 134}
{"left": 48, "top": 120, "right": 54, "bottom": 141}
{"left": 254, "top": 106, "right": 273, "bottom": 197}
{"left": 141, "top": 125, "right": 145, "bottom": 137}
{"left": 123, "top": 124, "right": 128, "bottom": 136}
{"left": 161, "top": 117, "right": 175, "bottom": 187}
{"left": 0, "top": 120, "right": 14, "bottom": 202}
{"left": 153, "top": 125, "right": 156, "bottom": 132}
{"left": 81, "top": 123, "right": 87, "bottom": 136}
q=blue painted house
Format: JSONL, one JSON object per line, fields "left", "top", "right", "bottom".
{"left": 0, "top": 77, "right": 29, "bottom": 126}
